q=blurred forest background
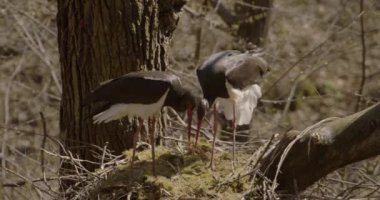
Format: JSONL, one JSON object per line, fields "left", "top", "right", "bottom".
{"left": 0, "top": 0, "right": 379, "bottom": 199}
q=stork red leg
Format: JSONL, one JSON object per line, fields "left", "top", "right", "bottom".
{"left": 194, "top": 120, "right": 202, "bottom": 148}
{"left": 138, "top": 118, "right": 144, "bottom": 141}
{"left": 187, "top": 105, "right": 193, "bottom": 145}
{"left": 209, "top": 103, "right": 218, "bottom": 170}
{"left": 131, "top": 118, "right": 138, "bottom": 166}
{"left": 149, "top": 117, "right": 157, "bottom": 176}
{"left": 232, "top": 102, "right": 236, "bottom": 167}
{"left": 131, "top": 117, "right": 143, "bottom": 167}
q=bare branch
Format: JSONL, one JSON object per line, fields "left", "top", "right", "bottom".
{"left": 39, "top": 112, "right": 48, "bottom": 174}
{"left": 1, "top": 53, "right": 24, "bottom": 195}
{"left": 355, "top": 0, "right": 367, "bottom": 111}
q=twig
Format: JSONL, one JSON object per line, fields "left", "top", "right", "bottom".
{"left": 1, "top": 53, "right": 24, "bottom": 194}
{"left": 42, "top": 149, "right": 101, "bottom": 166}
{"left": 4, "top": 144, "right": 56, "bottom": 173}
{"left": 350, "top": 166, "right": 380, "bottom": 185}
{"left": 250, "top": 134, "right": 276, "bottom": 178}
{"left": 340, "top": 181, "right": 365, "bottom": 199}
{"left": 281, "top": 62, "right": 328, "bottom": 120}
{"left": 235, "top": 0, "right": 271, "bottom": 10}
{"left": 366, "top": 69, "right": 380, "bottom": 80}
{"left": 0, "top": 166, "right": 58, "bottom": 197}
{"left": 100, "top": 142, "right": 108, "bottom": 170}
{"left": 183, "top": 6, "right": 202, "bottom": 18}
{"left": 160, "top": 136, "right": 189, "bottom": 144}
{"left": 11, "top": 13, "right": 62, "bottom": 94}
{"left": 282, "top": 82, "right": 298, "bottom": 119}
{"left": 194, "top": 26, "right": 202, "bottom": 63}
{"left": 260, "top": 95, "right": 328, "bottom": 104}
{"left": 210, "top": 0, "right": 239, "bottom": 26}
{"left": 5, "top": 0, "right": 57, "bottom": 36}
{"left": 182, "top": 5, "right": 228, "bottom": 32}
{"left": 327, "top": 177, "right": 379, "bottom": 187}
{"left": 215, "top": 136, "right": 277, "bottom": 192}
{"left": 14, "top": 81, "right": 61, "bottom": 101}
{"left": 2, "top": 175, "right": 77, "bottom": 188}
{"left": 39, "top": 112, "right": 48, "bottom": 175}
{"left": 355, "top": 0, "right": 366, "bottom": 111}
{"left": 364, "top": 185, "right": 380, "bottom": 198}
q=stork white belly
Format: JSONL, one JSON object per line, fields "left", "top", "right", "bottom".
{"left": 216, "top": 82, "right": 262, "bottom": 125}
{"left": 93, "top": 89, "right": 169, "bottom": 124}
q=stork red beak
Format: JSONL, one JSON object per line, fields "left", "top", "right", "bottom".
{"left": 186, "top": 104, "right": 193, "bottom": 144}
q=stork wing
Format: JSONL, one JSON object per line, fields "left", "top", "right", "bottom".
{"left": 88, "top": 71, "right": 179, "bottom": 105}
{"left": 225, "top": 55, "right": 269, "bottom": 90}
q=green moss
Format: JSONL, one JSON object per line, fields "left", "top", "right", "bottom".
{"left": 91, "top": 144, "right": 252, "bottom": 199}
{"left": 322, "top": 80, "right": 344, "bottom": 100}
{"left": 295, "top": 78, "right": 318, "bottom": 109}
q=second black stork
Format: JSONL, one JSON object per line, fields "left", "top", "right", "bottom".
{"left": 87, "top": 71, "right": 207, "bottom": 176}
{"left": 196, "top": 50, "right": 270, "bottom": 169}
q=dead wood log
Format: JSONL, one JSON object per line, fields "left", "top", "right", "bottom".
{"left": 259, "top": 103, "right": 380, "bottom": 194}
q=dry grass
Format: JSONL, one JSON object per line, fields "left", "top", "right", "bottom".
{"left": 0, "top": 0, "right": 379, "bottom": 199}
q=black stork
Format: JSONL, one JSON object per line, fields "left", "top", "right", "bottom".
{"left": 196, "top": 50, "right": 270, "bottom": 169}
{"left": 87, "top": 71, "right": 208, "bottom": 175}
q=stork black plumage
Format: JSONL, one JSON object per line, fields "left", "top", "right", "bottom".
{"left": 196, "top": 50, "right": 270, "bottom": 169}
{"left": 87, "top": 71, "right": 207, "bottom": 175}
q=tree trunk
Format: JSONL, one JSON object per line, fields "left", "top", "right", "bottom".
{"left": 259, "top": 103, "right": 380, "bottom": 194}
{"left": 57, "top": 0, "right": 184, "bottom": 181}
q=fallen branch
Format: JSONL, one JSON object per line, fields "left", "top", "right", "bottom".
{"left": 259, "top": 103, "right": 380, "bottom": 194}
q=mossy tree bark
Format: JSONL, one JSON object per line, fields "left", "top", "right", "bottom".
{"left": 57, "top": 0, "right": 185, "bottom": 183}
{"left": 259, "top": 103, "right": 380, "bottom": 194}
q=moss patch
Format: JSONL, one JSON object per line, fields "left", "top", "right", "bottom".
{"left": 90, "top": 141, "right": 252, "bottom": 199}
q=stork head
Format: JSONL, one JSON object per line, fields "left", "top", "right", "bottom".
{"left": 248, "top": 51, "right": 271, "bottom": 76}
{"left": 197, "top": 98, "right": 209, "bottom": 123}
{"left": 194, "top": 98, "right": 209, "bottom": 147}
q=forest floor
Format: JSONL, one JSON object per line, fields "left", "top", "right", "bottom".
{"left": 0, "top": 0, "right": 379, "bottom": 199}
